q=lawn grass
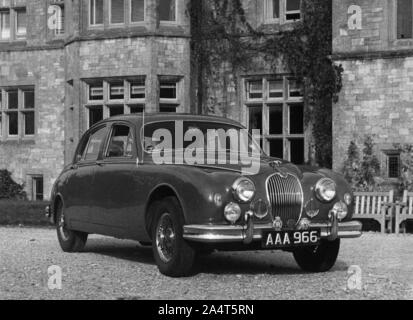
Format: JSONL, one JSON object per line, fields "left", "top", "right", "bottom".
{"left": 0, "top": 200, "right": 51, "bottom": 226}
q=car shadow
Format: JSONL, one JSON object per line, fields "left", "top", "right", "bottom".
{"left": 85, "top": 239, "right": 155, "bottom": 266}
{"left": 83, "top": 239, "right": 349, "bottom": 276}
{"left": 193, "top": 253, "right": 349, "bottom": 276}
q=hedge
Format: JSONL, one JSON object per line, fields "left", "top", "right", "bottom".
{"left": 0, "top": 200, "right": 51, "bottom": 226}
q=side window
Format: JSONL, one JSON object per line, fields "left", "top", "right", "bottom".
{"left": 143, "top": 121, "right": 175, "bottom": 152}
{"left": 106, "top": 125, "right": 133, "bottom": 158}
{"left": 83, "top": 127, "right": 107, "bottom": 161}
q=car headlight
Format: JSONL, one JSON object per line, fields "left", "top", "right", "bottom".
{"left": 315, "top": 178, "right": 336, "bottom": 202}
{"left": 224, "top": 202, "right": 242, "bottom": 224}
{"left": 232, "top": 177, "right": 256, "bottom": 203}
{"left": 332, "top": 201, "right": 348, "bottom": 220}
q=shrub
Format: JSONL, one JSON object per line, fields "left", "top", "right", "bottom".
{"left": 0, "top": 200, "right": 50, "bottom": 226}
{"left": 394, "top": 144, "right": 413, "bottom": 192}
{"left": 0, "top": 170, "right": 26, "bottom": 200}
{"left": 342, "top": 141, "right": 360, "bottom": 187}
{"left": 342, "top": 136, "right": 381, "bottom": 191}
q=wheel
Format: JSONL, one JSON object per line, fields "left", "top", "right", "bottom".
{"left": 293, "top": 239, "right": 340, "bottom": 272}
{"left": 150, "top": 196, "right": 195, "bottom": 277}
{"left": 56, "top": 201, "right": 88, "bottom": 253}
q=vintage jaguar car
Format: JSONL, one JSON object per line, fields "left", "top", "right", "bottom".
{"left": 46, "top": 114, "right": 362, "bottom": 277}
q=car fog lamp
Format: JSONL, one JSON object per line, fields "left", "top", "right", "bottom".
{"left": 224, "top": 202, "right": 242, "bottom": 224}
{"left": 232, "top": 177, "right": 256, "bottom": 203}
{"left": 332, "top": 201, "right": 348, "bottom": 221}
{"left": 315, "top": 178, "right": 336, "bottom": 202}
{"left": 251, "top": 199, "right": 269, "bottom": 219}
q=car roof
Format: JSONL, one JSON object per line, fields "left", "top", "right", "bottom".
{"left": 93, "top": 113, "right": 245, "bottom": 129}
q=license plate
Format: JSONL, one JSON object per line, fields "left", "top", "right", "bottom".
{"left": 262, "top": 230, "right": 321, "bottom": 248}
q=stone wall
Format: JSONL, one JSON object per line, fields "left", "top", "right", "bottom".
{"left": 0, "top": 0, "right": 192, "bottom": 199}
{"left": 332, "top": 0, "right": 413, "bottom": 175}
{"left": 0, "top": 49, "right": 65, "bottom": 199}
{"left": 333, "top": 57, "right": 413, "bottom": 174}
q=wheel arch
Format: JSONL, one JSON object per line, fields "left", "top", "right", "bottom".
{"left": 52, "top": 193, "right": 65, "bottom": 225}
{"left": 144, "top": 184, "right": 186, "bottom": 238}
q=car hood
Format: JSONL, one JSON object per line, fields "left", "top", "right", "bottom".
{"left": 180, "top": 155, "right": 303, "bottom": 179}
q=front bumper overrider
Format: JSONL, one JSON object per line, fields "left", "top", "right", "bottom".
{"left": 183, "top": 219, "right": 362, "bottom": 244}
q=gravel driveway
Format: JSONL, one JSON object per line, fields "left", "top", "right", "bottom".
{"left": 0, "top": 226, "right": 412, "bottom": 300}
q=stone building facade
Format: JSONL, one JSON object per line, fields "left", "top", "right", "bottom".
{"left": 0, "top": 0, "right": 191, "bottom": 200}
{"left": 197, "top": 0, "right": 310, "bottom": 167}
{"left": 333, "top": 0, "right": 413, "bottom": 180}
{"left": 0, "top": 0, "right": 309, "bottom": 200}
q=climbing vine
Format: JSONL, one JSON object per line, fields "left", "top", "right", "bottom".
{"left": 190, "top": 0, "right": 343, "bottom": 168}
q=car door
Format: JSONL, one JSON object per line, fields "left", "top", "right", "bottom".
{"left": 90, "top": 122, "right": 141, "bottom": 238}
{"left": 64, "top": 124, "right": 108, "bottom": 232}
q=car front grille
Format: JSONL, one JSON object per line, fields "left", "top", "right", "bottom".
{"left": 266, "top": 173, "right": 304, "bottom": 227}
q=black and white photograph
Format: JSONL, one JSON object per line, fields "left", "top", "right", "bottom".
{"left": 0, "top": 0, "right": 412, "bottom": 306}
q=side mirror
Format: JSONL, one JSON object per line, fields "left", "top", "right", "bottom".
{"left": 75, "top": 154, "right": 82, "bottom": 163}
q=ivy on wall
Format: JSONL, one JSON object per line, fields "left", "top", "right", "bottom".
{"left": 190, "top": 0, "right": 343, "bottom": 168}
{"left": 0, "top": 170, "right": 26, "bottom": 200}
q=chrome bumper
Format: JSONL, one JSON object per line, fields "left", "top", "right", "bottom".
{"left": 183, "top": 220, "right": 362, "bottom": 244}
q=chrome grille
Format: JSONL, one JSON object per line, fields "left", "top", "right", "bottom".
{"left": 266, "top": 173, "right": 303, "bottom": 227}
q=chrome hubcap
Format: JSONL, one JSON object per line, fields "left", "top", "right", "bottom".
{"left": 58, "top": 207, "right": 70, "bottom": 241}
{"left": 156, "top": 213, "right": 176, "bottom": 263}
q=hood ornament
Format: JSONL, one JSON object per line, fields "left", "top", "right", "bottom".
{"left": 270, "top": 160, "right": 289, "bottom": 178}
{"left": 270, "top": 160, "right": 282, "bottom": 169}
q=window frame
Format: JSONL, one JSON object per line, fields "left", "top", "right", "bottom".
{"left": 246, "top": 80, "right": 264, "bottom": 101}
{"left": 49, "top": 2, "right": 65, "bottom": 36}
{"left": 109, "top": 0, "right": 126, "bottom": 25}
{"left": 84, "top": 78, "right": 147, "bottom": 129}
{"left": 14, "top": 7, "right": 27, "bottom": 40}
{"left": 103, "top": 122, "right": 135, "bottom": 159}
{"left": 159, "top": 78, "right": 181, "bottom": 113}
{"left": 244, "top": 76, "right": 305, "bottom": 164}
{"left": 31, "top": 175, "right": 44, "bottom": 201}
{"left": 82, "top": 124, "right": 109, "bottom": 162}
{"left": 263, "top": 0, "right": 302, "bottom": 25}
{"left": 264, "top": 0, "right": 280, "bottom": 23}
{"left": 159, "top": 0, "right": 178, "bottom": 24}
{"left": 0, "top": 9, "right": 11, "bottom": 41}
{"left": 89, "top": 0, "right": 104, "bottom": 27}
{"left": 0, "top": 87, "right": 36, "bottom": 140}
{"left": 130, "top": 0, "right": 146, "bottom": 24}
{"left": 384, "top": 151, "right": 402, "bottom": 179}
{"left": 396, "top": 0, "right": 413, "bottom": 39}
{"left": 284, "top": 0, "right": 302, "bottom": 22}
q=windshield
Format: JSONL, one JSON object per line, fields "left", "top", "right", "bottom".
{"left": 143, "top": 121, "right": 263, "bottom": 156}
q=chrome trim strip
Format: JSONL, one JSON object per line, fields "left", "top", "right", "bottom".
{"left": 183, "top": 221, "right": 362, "bottom": 243}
